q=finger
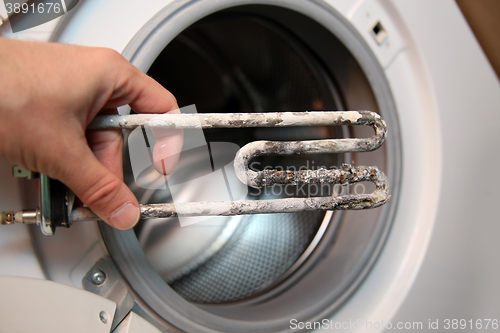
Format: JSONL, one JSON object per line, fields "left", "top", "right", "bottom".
{"left": 86, "top": 108, "right": 124, "bottom": 179}
{"left": 86, "top": 129, "right": 124, "bottom": 179}
{"left": 119, "top": 71, "right": 184, "bottom": 175}
{"left": 104, "top": 63, "right": 178, "bottom": 114}
{"left": 99, "top": 56, "right": 183, "bottom": 174}
{"left": 129, "top": 74, "right": 178, "bottom": 113}
{"left": 58, "top": 143, "right": 140, "bottom": 230}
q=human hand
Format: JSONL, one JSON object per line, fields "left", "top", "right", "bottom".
{"left": 0, "top": 38, "right": 183, "bottom": 229}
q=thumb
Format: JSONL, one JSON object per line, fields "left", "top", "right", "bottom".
{"left": 58, "top": 144, "right": 140, "bottom": 230}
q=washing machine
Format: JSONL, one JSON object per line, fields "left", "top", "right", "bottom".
{"left": 1, "top": 0, "right": 500, "bottom": 332}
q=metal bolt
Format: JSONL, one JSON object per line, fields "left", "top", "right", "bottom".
{"left": 99, "top": 311, "right": 108, "bottom": 324}
{"left": 92, "top": 270, "right": 106, "bottom": 285}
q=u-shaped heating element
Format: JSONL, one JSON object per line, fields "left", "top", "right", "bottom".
{"left": 74, "top": 110, "right": 389, "bottom": 220}
{"left": 1, "top": 111, "right": 391, "bottom": 229}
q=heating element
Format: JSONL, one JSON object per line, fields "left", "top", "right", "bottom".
{"left": 1, "top": 110, "right": 389, "bottom": 235}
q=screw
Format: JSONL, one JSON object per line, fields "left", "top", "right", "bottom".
{"left": 92, "top": 270, "right": 106, "bottom": 285}
{"left": 99, "top": 311, "right": 108, "bottom": 324}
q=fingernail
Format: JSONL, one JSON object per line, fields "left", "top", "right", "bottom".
{"left": 109, "top": 203, "right": 140, "bottom": 229}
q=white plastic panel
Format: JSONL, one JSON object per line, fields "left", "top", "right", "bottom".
{"left": 388, "top": 0, "right": 500, "bottom": 327}
{"left": 325, "top": 0, "right": 405, "bottom": 68}
{"left": 322, "top": 0, "right": 363, "bottom": 19}
{"left": 0, "top": 276, "right": 116, "bottom": 333}
{"left": 56, "top": 0, "right": 174, "bottom": 51}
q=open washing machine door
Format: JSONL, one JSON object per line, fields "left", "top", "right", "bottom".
{"left": 1, "top": 0, "right": 499, "bottom": 332}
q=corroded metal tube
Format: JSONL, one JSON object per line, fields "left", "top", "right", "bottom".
{"left": 88, "top": 110, "right": 386, "bottom": 132}
{"left": 69, "top": 111, "right": 390, "bottom": 221}
{"left": 70, "top": 164, "right": 389, "bottom": 221}
{"left": 232, "top": 111, "right": 386, "bottom": 187}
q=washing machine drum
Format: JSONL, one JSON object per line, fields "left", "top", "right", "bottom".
{"left": 68, "top": 3, "right": 401, "bottom": 332}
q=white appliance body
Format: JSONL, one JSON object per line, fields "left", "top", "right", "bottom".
{"left": 1, "top": 1, "right": 499, "bottom": 332}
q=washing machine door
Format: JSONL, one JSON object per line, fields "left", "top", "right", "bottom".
{"left": 1, "top": 0, "right": 499, "bottom": 332}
